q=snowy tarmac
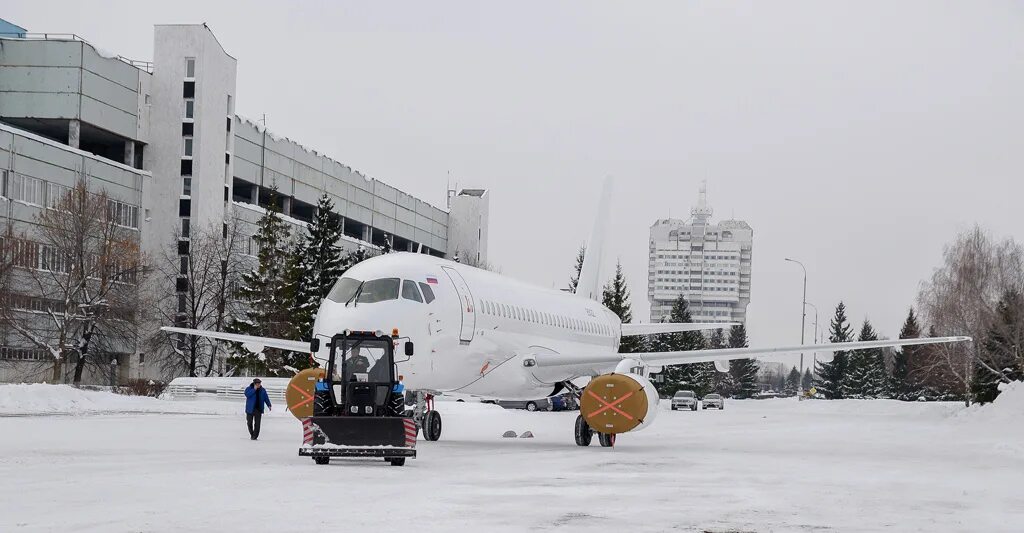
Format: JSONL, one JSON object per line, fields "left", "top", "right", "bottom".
{"left": 1, "top": 388, "right": 1021, "bottom": 532}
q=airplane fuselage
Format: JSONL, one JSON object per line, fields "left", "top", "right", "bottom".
{"left": 312, "top": 253, "right": 623, "bottom": 399}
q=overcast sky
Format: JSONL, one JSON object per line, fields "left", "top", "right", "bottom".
{"left": 7, "top": 1, "right": 1022, "bottom": 364}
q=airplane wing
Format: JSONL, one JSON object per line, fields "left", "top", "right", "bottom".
{"left": 620, "top": 322, "right": 738, "bottom": 336}
{"left": 534, "top": 336, "right": 971, "bottom": 368}
{"left": 160, "top": 327, "right": 311, "bottom": 354}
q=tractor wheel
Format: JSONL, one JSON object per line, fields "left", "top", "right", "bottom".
{"left": 314, "top": 456, "right": 330, "bottom": 465}
{"left": 387, "top": 457, "right": 406, "bottom": 467}
{"left": 574, "top": 415, "right": 593, "bottom": 446}
{"left": 598, "top": 432, "right": 616, "bottom": 447}
{"left": 424, "top": 410, "right": 442, "bottom": 441}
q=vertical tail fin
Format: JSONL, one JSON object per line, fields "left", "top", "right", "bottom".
{"left": 575, "top": 177, "right": 612, "bottom": 301}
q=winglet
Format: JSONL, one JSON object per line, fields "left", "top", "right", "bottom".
{"left": 575, "top": 177, "right": 612, "bottom": 301}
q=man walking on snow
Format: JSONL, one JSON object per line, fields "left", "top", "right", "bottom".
{"left": 244, "top": 378, "right": 272, "bottom": 440}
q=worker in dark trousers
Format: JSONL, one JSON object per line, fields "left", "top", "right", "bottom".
{"left": 244, "top": 378, "right": 272, "bottom": 440}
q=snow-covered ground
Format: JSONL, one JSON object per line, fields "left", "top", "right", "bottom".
{"left": 1, "top": 385, "right": 1021, "bottom": 532}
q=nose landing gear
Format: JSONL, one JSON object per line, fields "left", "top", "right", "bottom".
{"left": 413, "top": 391, "right": 443, "bottom": 442}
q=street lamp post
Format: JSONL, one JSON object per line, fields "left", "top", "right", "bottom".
{"left": 785, "top": 258, "right": 807, "bottom": 398}
{"left": 805, "top": 301, "right": 820, "bottom": 378}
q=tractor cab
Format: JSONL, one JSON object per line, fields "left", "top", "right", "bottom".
{"left": 299, "top": 330, "right": 417, "bottom": 466}
{"left": 322, "top": 333, "right": 400, "bottom": 417}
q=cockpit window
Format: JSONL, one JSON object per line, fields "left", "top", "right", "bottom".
{"left": 356, "top": 278, "right": 400, "bottom": 303}
{"left": 418, "top": 282, "right": 435, "bottom": 304}
{"left": 325, "top": 277, "right": 400, "bottom": 304}
{"left": 326, "top": 277, "right": 361, "bottom": 303}
{"left": 402, "top": 280, "right": 423, "bottom": 303}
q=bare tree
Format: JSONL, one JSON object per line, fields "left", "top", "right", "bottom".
{"left": 917, "top": 225, "right": 1024, "bottom": 402}
{"left": 148, "top": 219, "right": 248, "bottom": 377}
{"left": 1, "top": 179, "right": 146, "bottom": 385}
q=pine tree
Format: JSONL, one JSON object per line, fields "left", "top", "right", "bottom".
{"left": 602, "top": 260, "right": 644, "bottom": 353}
{"left": 844, "top": 320, "right": 889, "bottom": 398}
{"left": 891, "top": 308, "right": 920, "bottom": 400}
{"left": 728, "top": 324, "right": 759, "bottom": 399}
{"left": 784, "top": 366, "right": 801, "bottom": 396}
{"left": 291, "top": 194, "right": 347, "bottom": 340}
{"left": 801, "top": 368, "right": 814, "bottom": 391}
{"left": 972, "top": 289, "right": 1024, "bottom": 403}
{"left": 814, "top": 302, "right": 853, "bottom": 399}
{"left": 228, "top": 186, "right": 298, "bottom": 375}
{"left": 568, "top": 245, "right": 585, "bottom": 293}
{"left": 708, "top": 329, "right": 735, "bottom": 396}
{"left": 651, "top": 295, "right": 711, "bottom": 396}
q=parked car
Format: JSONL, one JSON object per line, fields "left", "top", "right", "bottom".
{"left": 702, "top": 393, "right": 725, "bottom": 410}
{"left": 671, "top": 390, "right": 698, "bottom": 411}
{"left": 490, "top": 398, "right": 554, "bottom": 411}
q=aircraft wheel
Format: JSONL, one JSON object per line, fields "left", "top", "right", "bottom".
{"left": 314, "top": 456, "right": 330, "bottom": 465}
{"left": 424, "top": 410, "right": 442, "bottom": 441}
{"left": 574, "top": 415, "right": 593, "bottom": 446}
{"left": 387, "top": 457, "right": 406, "bottom": 467}
{"left": 598, "top": 432, "right": 616, "bottom": 447}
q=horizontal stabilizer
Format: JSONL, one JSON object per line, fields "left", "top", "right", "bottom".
{"left": 160, "top": 327, "right": 311, "bottom": 354}
{"left": 620, "top": 322, "right": 737, "bottom": 336}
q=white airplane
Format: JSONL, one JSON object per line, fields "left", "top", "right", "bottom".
{"left": 163, "top": 180, "right": 970, "bottom": 447}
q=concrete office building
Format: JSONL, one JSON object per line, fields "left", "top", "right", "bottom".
{"left": 648, "top": 183, "right": 753, "bottom": 325}
{"left": 0, "top": 20, "right": 488, "bottom": 384}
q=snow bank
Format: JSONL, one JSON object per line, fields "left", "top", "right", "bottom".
{"left": 0, "top": 384, "right": 248, "bottom": 416}
{"left": 961, "top": 381, "right": 1024, "bottom": 423}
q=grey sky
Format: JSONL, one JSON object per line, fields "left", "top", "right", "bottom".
{"left": 6, "top": 1, "right": 1022, "bottom": 364}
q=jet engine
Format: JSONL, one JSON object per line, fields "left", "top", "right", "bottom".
{"left": 579, "top": 372, "right": 659, "bottom": 435}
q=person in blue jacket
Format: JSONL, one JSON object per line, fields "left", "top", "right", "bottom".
{"left": 244, "top": 378, "right": 272, "bottom": 440}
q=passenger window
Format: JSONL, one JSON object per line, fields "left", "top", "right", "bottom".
{"left": 402, "top": 280, "right": 423, "bottom": 303}
{"left": 417, "top": 282, "right": 435, "bottom": 304}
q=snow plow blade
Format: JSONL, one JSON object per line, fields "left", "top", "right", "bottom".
{"left": 299, "top": 416, "right": 417, "bottom": 458}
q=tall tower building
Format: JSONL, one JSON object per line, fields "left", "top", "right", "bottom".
{"left": 647, "top": 183, "right": 753, "bottom": 324}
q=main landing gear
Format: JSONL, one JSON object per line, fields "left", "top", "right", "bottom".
{"left": 574, "top": 414, "right": 617, "bottom": 447}
{"left": 413, "top": 391, "right": 443, "bottom": 442}
{"left": 566, "top": 380, "right": 616, "bottom": 448}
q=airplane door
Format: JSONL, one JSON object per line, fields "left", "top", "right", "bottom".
{"left": 442, "top": 266, "right": 476, "bottom": 343}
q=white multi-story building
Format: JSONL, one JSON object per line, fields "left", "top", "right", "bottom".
{"left": 0, "top": 20, "right": 488, "bottom": 384}
{"left": 648, "top": 183, "right": 753, "bottom": 324}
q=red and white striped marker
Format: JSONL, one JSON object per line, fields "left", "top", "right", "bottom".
{"left": 301, "top": 418, "right": 313, "bottom": 446}
{"left": 402, "top": 418, "right": 417, "bottom": 448}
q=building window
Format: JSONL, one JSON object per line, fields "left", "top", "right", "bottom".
{"left": 181, "top": 218, "right": 190, "bottom": 238}
{"left": 182, "top": 122, "right": 194, "bottom": 136}
{"left": 0, "top": 170, "right": 6, "bottom": 197}
{"left": 185, "top": 57, "right": 196, "bottom": 79}
{"left": 180, "top": 160, "right": 193, "bottom": 176}
{"left": 46, "top": 182, "right": 71, "bottom": 209}
{"left": 183, "top": 136, "right": 193, "bottom": 157}
{"left": 180, "top": 256, "right": 188, "bottom": 275}
{"left": 7, "top": 173, "right": 45, "bottom": 206}
{"left": 184, "top": 99, "right": 195, "bottom": 119}
{"left": 107, "top": 200, "right": 140, "bottom": 229}
{"left": 227, "top": 94, "right": 233, "bottom": 115}
{"left": 179, "top": 199, "right": 191, "bottom": 217}
{"left": 183, "top": 81, "right": 195, "bottom": 99}
{"left": 183, "top": 178, "right": 192, "bottom": 196}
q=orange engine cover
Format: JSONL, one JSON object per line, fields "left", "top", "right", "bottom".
{"left": 579, "top": 372, "right": 659, "bottom": 435}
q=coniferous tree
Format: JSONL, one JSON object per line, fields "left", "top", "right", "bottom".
{"left": 291, "top": 194, "right": 347, "bottom": 340}
{"left": 972, "top": 289, "right": 1024, "bottom": 403}
{"left": 651, "top": 295, "right": 711, "bottom": 396}
{"left": 569, "top": 245, "right": 585, "bottom": 293}
{"left": 801, "top": 368, "right": 814, "bottom": 391}
{"left": 708, "top": 329, "right": 735, "bottom": 396}
{"left": 728, "top": 324, "right": 760, "bottom": 399}
{"left": 845, "top": 320, "right": 889, "bottom": 398}
{"left": 228, "top": 186, "right": 298, "bottom": 375}
{"left": 891, "top": 308, "right": 920, "bottom": 400}
{"left": 784, "top": 367, "right": 801, "bottom": 396}
{"left": 602, "top": 260, "right": 644, "bottom": 353}
{"left": 815, "top": 302, "right": 853, "bottom": 399}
